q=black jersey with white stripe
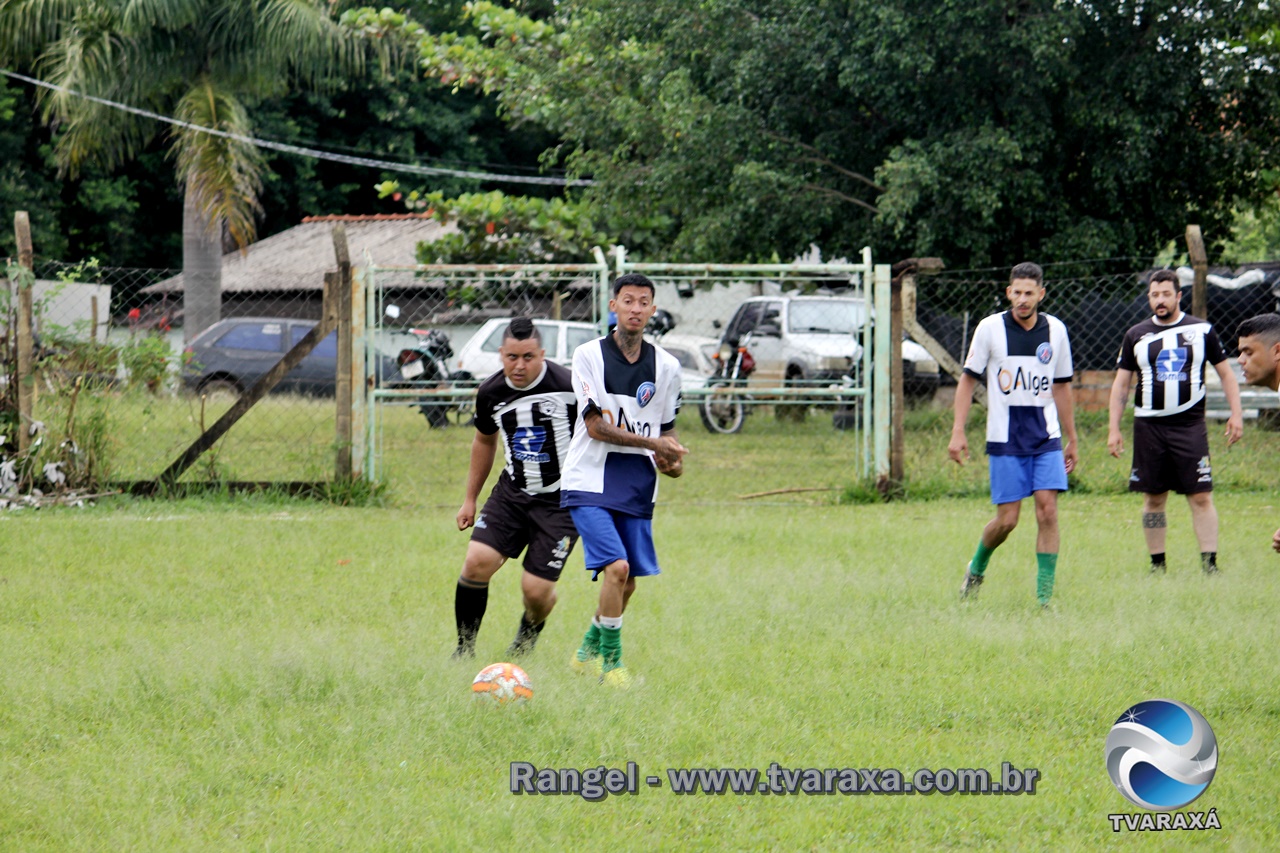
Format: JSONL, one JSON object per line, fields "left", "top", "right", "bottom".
{"left": 1116, "top": 314, "right": 1226, "bottom": 424}
{"left": 473, "top": 361, "right": 577, "bottom": 500}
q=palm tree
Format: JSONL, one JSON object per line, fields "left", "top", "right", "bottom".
{"left": 0, "top": 1, "right": 371, "bottom": 340}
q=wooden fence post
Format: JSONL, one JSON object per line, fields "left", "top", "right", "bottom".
{"left": 14, "top": 211, "right": 34, "bottom": 454}
{"left": 1186, "top": 224, "right": 1208, "bottom": 321}
{"left": 332, "top": 225, "right": 353, "bottom": 482}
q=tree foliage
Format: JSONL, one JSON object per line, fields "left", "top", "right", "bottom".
{"left": 393, "top": 0, "right": 1280, "bottom": 267}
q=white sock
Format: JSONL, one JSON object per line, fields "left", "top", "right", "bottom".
{"left": 598, "top": 615, "right": 623, "bottom": 630}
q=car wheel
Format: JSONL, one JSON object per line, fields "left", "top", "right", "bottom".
{"left": 198, "top": 378, "right": 241, "bottom": 402}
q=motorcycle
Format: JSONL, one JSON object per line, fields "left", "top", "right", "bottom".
{"left": 698, "top": 330, "right": 757, "bottom": 434}
{"left": 395, "top": 327, "right": 474, "bottom": 428}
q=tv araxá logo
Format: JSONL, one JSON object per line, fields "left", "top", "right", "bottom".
{"left": 1105, "top": 699, "right": 1216, "bottom": 812}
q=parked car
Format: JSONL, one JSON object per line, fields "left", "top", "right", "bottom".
{"left": 453, "top": 318, "right": 601, "bottom": 379}
{"left": 715, "top": 295, "right": 940, "bottom": 398}
{"left": 182, "top": 316, "right": 397, "bottom": 397}
{"left": 652, "top": 332, "right": 719, "bottom": 392}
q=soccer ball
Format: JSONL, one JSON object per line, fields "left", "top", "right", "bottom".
{"left": 471, "top": 662, "right": 533, "bottom": 705}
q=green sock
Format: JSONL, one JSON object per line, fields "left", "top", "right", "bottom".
{"left": 576, "top": 622, "right": 601, "bottom": 662}
{"left": 1036, "top": 553, "right": 1057, "bottom": 605}
{"left": 598, "top": 626, "right": 622, "bottom": 672}
{"left": 970, "top": 541, "right": 995, "bottom": 576}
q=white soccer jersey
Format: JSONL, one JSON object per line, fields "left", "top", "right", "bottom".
{"left": 560, "top": 334, "right": 683, "bottom": 518}
{"left": 963, "top": 311, "right": 1074, "bottom": 456}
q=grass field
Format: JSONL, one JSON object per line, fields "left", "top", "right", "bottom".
{"left": 3, "top": 404, "right": 1279, "bottom": 849}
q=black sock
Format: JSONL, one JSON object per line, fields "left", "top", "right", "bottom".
{"left": 509, "top": 613, "right": 546, "bottom": 655}
{"left": 454, "top": 577, "right": 489, "bottom": 655}
{"left": 1151, "top": 552, "right": 1166, "bottom": 568}
{"left": 1201, "top": 552, "right": 1217, "bottom": 570}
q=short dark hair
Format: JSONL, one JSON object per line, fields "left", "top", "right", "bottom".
{"left": 1009, "top": 262, "right": 1043, "bottom": 286}
{"left": 613, "top": 272, "right": 655, "bottom": 298}
{"left": 502, "top": 317, "right": 541, "bottom": 344}
{"left": 1149, "top": 269, "right": 1179, "bottom": 288}
{"left": 1236, "top": 313, "right": 1280, "bottom": 345}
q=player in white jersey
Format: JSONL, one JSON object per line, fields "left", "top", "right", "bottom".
{"left": 1234, "top": 313, "right": 1280, "bottom": 553}
{"left": 949, "top": 262, "right": 1078, "bottom": 606}
{"left": 1106, "top": 270, "right": 1243, "bottom": 575}
{"left": 562, "top": 273, "right": 687, "bottom": 689}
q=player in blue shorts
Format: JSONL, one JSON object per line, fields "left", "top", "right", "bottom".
{"left": 949, "top": 262, "right": 1079, "bottom": 606}
{"left": 560, "top": 273, "right": 687, "bottom": 689}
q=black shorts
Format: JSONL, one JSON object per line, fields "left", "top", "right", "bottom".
{"left": 1129, "top": 417, "right": 1212, "bottom": 495}
{"left": 471, "top": 483, "right": 578, "bottom": 581}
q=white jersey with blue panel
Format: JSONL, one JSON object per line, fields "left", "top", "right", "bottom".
{"left": 560, "top": 334, "right": 683, "bottom": 519}
{"left": 963, "top": 311, "right": 1074, "bottom": 456}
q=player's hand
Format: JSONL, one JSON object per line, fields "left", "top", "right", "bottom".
{"left": 1107, "top": 429, "right": 1124, "bottom": 458}
{"left": 1063, "top": 440, "right": 1078, "bottom": 474}
{"left": 1272, "top": 528, "right": 1280, "bottom": 553}
{"left": 655, "top": 454, "right": 684, "bottom": 478}
{"left": 654, "top": 435, "right": 689, "bottom": 467}
{"left": 456, "top": 500, "right": 477, "bottom": 531}
{"left": 948, "top": 430, "right": 968, "bottom": 466}
{"left": 1224, "top": 414, "right": 1243, "bottom": 448}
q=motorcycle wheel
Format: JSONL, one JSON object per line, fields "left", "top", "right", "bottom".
{"left": 699, "top": 381, "right": 746, "bottom": 434}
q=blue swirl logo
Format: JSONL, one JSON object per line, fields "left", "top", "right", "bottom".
{"left": 1105, "top": 699, "right": 1217, "bottom": 811}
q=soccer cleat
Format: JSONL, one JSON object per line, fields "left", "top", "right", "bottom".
{"left": 451, "top": 645, "right": 475, "bottom": 661}
{"left": 569, "top": 652, "right": 603, "bottom": 677}
{"left": 1150, "top": 563, "right": 1167, "bottom": 575}
{"left": 600, "top": 666, "right": 634, "bottom": 690}
{"left": 1202, "top": 563, "right": 1221, "bottom": 576}
{"left": 959, "top": 567, "right": 984, "bottom": 599}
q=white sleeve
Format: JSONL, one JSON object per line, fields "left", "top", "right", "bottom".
{"left": 1053, "top": 320, "right": 1074, "bottom": 380}
{"left": 571, "top": 342, "right": 606, "bottom": 416}
{"left": 963, "top": 318, "right": 992, "bottom": 375}
{"left": 661, "top": 356, "right": 681, "bottom": 431}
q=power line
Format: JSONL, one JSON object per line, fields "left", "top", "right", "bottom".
{"left": 1, "top": 68, "right": 593, "bottom": 188}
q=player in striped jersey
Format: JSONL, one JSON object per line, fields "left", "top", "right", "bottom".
{"left": 1107, "top": 270, "right": 1242, "bottom": 575}
{"left": 452, "top": 318, "right": 579, "bottom": 659}
{"left": 950, "top": 262, "right": 1078, "bottom": 607}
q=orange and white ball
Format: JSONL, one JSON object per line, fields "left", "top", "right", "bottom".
{"left": 472, "top": 662, "right": 533, "bottom": 705}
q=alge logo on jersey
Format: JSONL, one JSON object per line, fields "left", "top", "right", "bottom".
{"left": 636, "top": 381, "right": 656, "bottom": 407}
{"left": 512, "top": 426, "right": 551, "bottom": 463}
{"left": 997, "top": 366, "right": 1052, "bottom": 396}
{"left": 1036, "top": 342, "right": 1053, "bottom": 364}
{"left": 1156, "top": 347, "right": 1188, "bottom": 382}
{"left": 602, "top": 407, "right": 653, "bottom": 437}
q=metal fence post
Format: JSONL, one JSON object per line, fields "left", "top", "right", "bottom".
{"left": 873, "top": 264, "right": 891, "bottom": 480}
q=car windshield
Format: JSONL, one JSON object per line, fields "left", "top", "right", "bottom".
{"left": 788, "top": 301, "right": 866, "bottom": 334}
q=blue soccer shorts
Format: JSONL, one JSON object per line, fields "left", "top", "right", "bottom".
{"left": 568, "top": 506, "right": 661, "bottom": 580}
{"left": 989, "top": 450, "right": 1068, "bottom": 504}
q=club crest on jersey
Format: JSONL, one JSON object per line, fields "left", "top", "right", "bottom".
{"left": 1036, "top": 342, "right": 1053, "bottom": 364}
{"left": 537, "top": 400, "right": 561, "bottom": 417}
{"left": 636, "top": 381, "right": 657, "bottom": 407}
{"left": 1181, "top": 330, "right": 1201, "bottom": 347}
{"left": 1156, "top": 347, "right": 1188, "bottom": 381}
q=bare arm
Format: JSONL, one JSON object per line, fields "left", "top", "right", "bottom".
{"left": 457, "top": 430, "right": 499, "bottom": 530}
{"left": 583, "top": 410, "right": 687, "bottom": 465}
{"left": 1107, "top": 368, "right": 1134, "bottom": 457}
{"left": 1052, "top": 380, "right": 1078, "bottom": 474}
{"left": 949, "top": 372, "right": 978, "bottom": 465}
{"left": 1213, "top": 359, "right": 1244, "bottom": 447}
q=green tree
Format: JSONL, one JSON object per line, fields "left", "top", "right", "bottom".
{"left": 396, "top": 0, "right": 1280, "bottom": 266}
{"left": 0, "top": 0, "right": 380, "bottom": 340}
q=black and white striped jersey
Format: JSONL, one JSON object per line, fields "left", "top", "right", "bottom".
{"left": 1116, "top": 314, "right": 1227, "bottom": 424}
{"left": 473, "top": 361, "right": 577, "bottom": 499}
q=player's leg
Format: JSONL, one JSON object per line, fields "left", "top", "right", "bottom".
{"left": 567, "top": 506, "right": 628, "bottom": 674}
{"left": 507, "top": 509, "right": 577, "bottom": 656}
{"left": 965, "top": 455, "right": 1031, "bottom": 593}
{"left": 1029, "top": 449, "right": 1069, "bottom": 606}
{"left": 454, "top": 540, "right": 507, "bottom": 658}
{"left": 1142, "top": 491, "right": 1170, "bottom": 572}
{"left": 1032, "top": 489, "right": 1059, "bottom": 606}
{"left": 1187, "top": 493, "right": 1219, "bottom": 574}
{"left": 597, "top": 515, "right": 661, "bottom": 687}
